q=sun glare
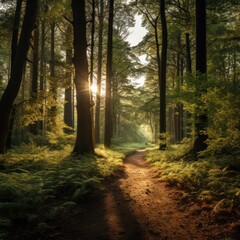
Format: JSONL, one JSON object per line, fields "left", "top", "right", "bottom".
{"left": 90, "top": 84, "right": 98, "bottom": 95}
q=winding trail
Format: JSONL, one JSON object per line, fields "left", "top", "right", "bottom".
{"left": 101, "top": 150, "right": 206, "bottom": 240}
{"left": 50, "top": 150, "right": 232, "bottom": 240}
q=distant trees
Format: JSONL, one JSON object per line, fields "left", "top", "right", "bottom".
{"left": 0, "top": 0, "right": 39, "bottom": 153}
{"left": 0, "top": 0, "right": 239, "bottom": 155}
{"left": 134, "top": 0, "right": 168, "bottom": 149}
{"left": 0, "top": 0, "right": 144, "bottom": 154}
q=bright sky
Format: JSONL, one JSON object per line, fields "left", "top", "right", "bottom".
{"left": 127, "top": 15, "right": 148, "bottom": 87}
{"left": 127, "top": 15, "right": 148, "bottom": 47}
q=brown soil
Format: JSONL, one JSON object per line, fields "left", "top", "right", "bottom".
{"left": 48, "top": 150, "right": 240, "bottom": 240}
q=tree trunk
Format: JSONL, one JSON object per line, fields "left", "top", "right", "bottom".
{"left": 112, "top": 78, "right": 117, "bottom": 137}
{"left": 6, "top": 0, "right": 23, "bottom": 149}
{"left": 39, "top": 19, "right": 46, "bottom": 134}
{"left": 174, "top": 35, "right": 181, "bottom": 143}
{"left": 0, "top": 0, "right": 38, "bottom": 154}
{"left": 104, "top": 0, "right": 114, "bottom": 147}
{"left": 154, "top": 21, "right": 161, "bottom": 142}
{"left": 72, "top": 0, "right": 94, "bottom": 154}
{"left": 179, "top": 57, "right": 184, "bottom": 140}
{"left": 48, "top": 22, "right": 57, "bottom": 132}
{"left": 95, "top": 0, "right": 104, "bottom": 144}
{"left": 186, "top": 33, "right": 192, "bottom": 73}
{"left": 64, "top": 24, "right": 74, "bottom": 133}
{"left": 185, "top": 32, "right": 192, "bottom": 138}
{"left": 10, "top": 0, "right": 23, "bottom": 76}
{"left": 193, "top": 0, "right": 208, "bottom": 152}
{"left": 90, "top": 0, "right": 96, "bottom": 86}
{"left": 175, "top": 34, "right": 184, "bottom": 143}
{"left": 90, "top": 0, "right": 96, "bottom": 145}
{"left": 29, "top": 22, "right": 39, "bottom": 135}
{"left": 159, "top": 0, "right": 168, "bottom": 150}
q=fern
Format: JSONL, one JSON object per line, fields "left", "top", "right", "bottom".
{"left": 146, "top": 145, "right": 240, "bottom": 216}
{"left": 0, "top": 143, "right": 134, "bottom": 239}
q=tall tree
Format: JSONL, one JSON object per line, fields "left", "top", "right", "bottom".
{"left": 0, "top": 0, "right": 39, "bottom": 154}
{"left": 48, "top": 21, "right": 57, "bottom": 132}
{"left": 64, "top": 24, "right": 74, "bottom": 133}
{"left": 10, "top": 0, "right": 23, "bottom": 77}
{"left": 185, "top": 33, "right": 192, "bottom": 74}
{"left": 185, "top": 32, "right": 192, "bottom": 138}
{"left": 39, "top": 18, "right": 46, "bottom": 134}
{"left": 90, "top": 0, "right": 96, "bottom": 86}
{"left": 159, "top": 0, "right": 168, "bottom": 149}
{"left": 104, "top": 0, "right": 114, "bottom": 147}
{"left": 193, "top": 0, "right": 208, "bottom": 152}
{"left": 6, "top": 0, "right": 23, "bottom": 148}
{"left": 29, "top": 21, "right": 40, "bottom": 135}
{"left": 95, "top": 0, "right": 104, "bottom": 144}
{"left": 72, "top": 0, "right": 94, "bottom": 154}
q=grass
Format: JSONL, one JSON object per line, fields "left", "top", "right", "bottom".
{"left": 0, "top": 142, "right": 146, "bottom": 240}
{"left": 146, "top": 144, "right": 240, "bottom": 218}
{"left": 110, "top": 142, "right": 152, "bottom": 155}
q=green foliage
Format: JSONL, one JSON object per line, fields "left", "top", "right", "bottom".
{"left": 201, "top": 82, "right": 240, "bottom": 154}
{"left": 146, "top": 144, "right": 240, "bottom": 216}
{"left": 110, "top": 142, "right": 152, "bottom": 155}
{"left": 0, "top": 144, "right": 128, "bottom": 239}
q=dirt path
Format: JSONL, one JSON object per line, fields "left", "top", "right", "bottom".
{"left": 49, "top": 150, "right": 237, "bottom": 240}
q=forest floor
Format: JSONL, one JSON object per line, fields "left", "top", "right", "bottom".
{"left": 48, "top": 150, "right": 240, "bottom": 240}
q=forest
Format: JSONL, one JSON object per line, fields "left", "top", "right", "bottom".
{"left": 0, "top": 0, "right": 240, "bottom": 239}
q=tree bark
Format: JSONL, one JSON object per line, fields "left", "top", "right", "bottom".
{"left": 64, "top": 24, "right": 74, "bottom": 133}
{"left": 193, "top": 0, "right": 208, "bottom": 152}
{"left": 90, "top": 0, "right": 96, "bottom": 86}
{"left": 104, "top": 0, "right": 114, "bottom": 147}
{"left": 159, "top": 0, "right": 168, "bottom": 150}
{"left": 95, "top": 0, "right": 104, "bottom": 144}
{"left": 10, "top": 0, "right": 23, "bottom": 76}
{"left": 0, "top": 0, "right": 39, "bottom": 154}
{"left": 90, "top": 0, "right": 96, "bottom": 145}
{"left": 185, "top": 32, "right": 192, "bottom": 138}
{"left": 39, "top": 19, "right": 46, "bottom": 134}
{"left": 48, "top": 22, "right": 58, "bottom": 132}
{"left": 6, "top": 0, "right": 23, "bottom": 149}
{"left": 29, "top": 22, "right": 39, "bottom": 135}
{"left": 72, "top": 0, "right": 94, "bottom": 154}
{"left": 154, "top": 21, "right": 161, "bottom": 138}
{"left": 186, "top": 32, "right": 192, "bottom": 73}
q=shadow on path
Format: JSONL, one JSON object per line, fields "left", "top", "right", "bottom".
{"left": 46, "top": 150, "right": 223, "bottom": 240}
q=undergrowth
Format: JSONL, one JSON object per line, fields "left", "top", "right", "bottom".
{"left": 110, "top": 142, "right": 151, "bottom": 155}
{"left": 0, "top": 143, "right": 142, "bottom": 240}
{"left": 146, "top": 144, "right": 240, "bottom": 218}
